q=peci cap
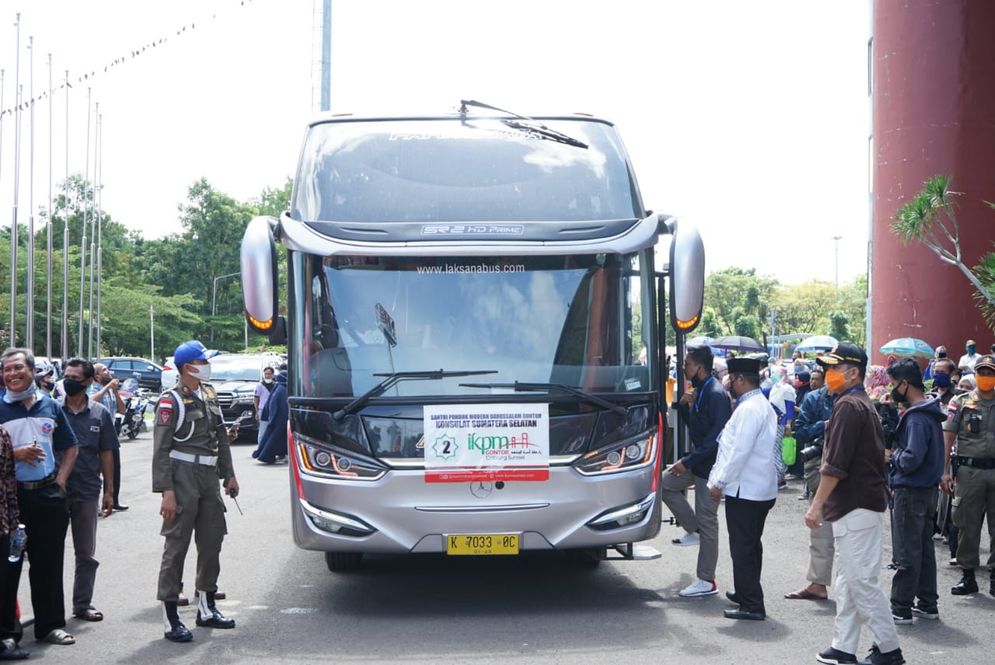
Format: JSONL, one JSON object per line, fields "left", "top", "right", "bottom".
{"left": 975, "top": 354, "right": 995, "bottom": 372}
{"left": 173, "top": 340, "right": 219, "bottom": 370}
{"left": 817, "top": 342, "right": 868, "bottom": 370}
{"left": 727, "top": 357, "right": 763, "bottom": 375}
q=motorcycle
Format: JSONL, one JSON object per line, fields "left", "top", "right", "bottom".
{"left": 117, "top": 378, "right": 150, "bottom": 440}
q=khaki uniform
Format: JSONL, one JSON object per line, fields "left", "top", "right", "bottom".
{"left": 943, "top": 389, "right": 995, "bottom": 570}
{"left": 153, "top": 382, "right": 235, "bottom": 601}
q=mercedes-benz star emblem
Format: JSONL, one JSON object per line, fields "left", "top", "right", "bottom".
{"left": 470, "top": 481, "right": 493, "bottom": 498}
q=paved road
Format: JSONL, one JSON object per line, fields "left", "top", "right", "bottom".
{"left": 16, "top": 430, "right": 995, "bottom": 664}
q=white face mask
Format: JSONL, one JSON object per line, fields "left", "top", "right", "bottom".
{"left": 187, "top": 364, "right": 212, "bottom": 382}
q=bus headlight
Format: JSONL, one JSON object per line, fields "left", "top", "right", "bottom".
{"left": 295, "top": 433, "right": 387, "bottom": 481}
{"left": 574, "top": 431, "right": 656, "bottom": 476}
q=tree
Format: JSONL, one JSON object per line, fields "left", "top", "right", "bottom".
{"left": 829, "top": 311, "right": 851, "bottom": 342}
{"left": 892, "top": 174, "right": 995, "bottom": 304}
{"left": 703, "top": 267, "right": 778, "bottom": 335}
{"left": 772, "top": 281, "right": 837, "bottom": 334}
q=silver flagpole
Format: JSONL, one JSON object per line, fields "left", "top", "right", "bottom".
{"left": 61, "top": 69, "right": 69, "bottom": 362}
{"left": 87, "top": 102, "right": 97, "bottom": 358}
{"left": 77, "top": 87, "right": 89, "bottom": 357}
{"left": 9, "top": 14, "right": 21, "bottom": 347}
{"left": 46, "top": 53, "right": 53, "bottom": 362}
{"left": 95, "top": 112, "right": 102, "bottom": 357}
{"left": 26, "top": 36, "right": 35, "bottom": 351}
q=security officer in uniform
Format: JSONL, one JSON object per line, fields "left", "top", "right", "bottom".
{"left": 153, "top": 340, "right": 240, "bottom": 642}
{"left": 941, "top": 353, "right": 995, "bottom": 596}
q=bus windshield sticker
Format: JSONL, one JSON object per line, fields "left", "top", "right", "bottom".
{"left": 423, "top": 403, "right": 550, "bottom": 483}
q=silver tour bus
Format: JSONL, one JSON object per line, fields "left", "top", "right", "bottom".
{"left": 241, "top": 103, "right": 704, "bottom": 571}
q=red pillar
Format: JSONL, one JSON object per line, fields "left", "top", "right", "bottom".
{"left": 871, "top": 0, "right": 995, "bottom": 364}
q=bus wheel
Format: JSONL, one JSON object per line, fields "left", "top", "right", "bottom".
{"left": 324, "top": 552, "right": 363, "bottom": 572}
{"left": 564, "top": 547, "right": 605, "bottom": 568}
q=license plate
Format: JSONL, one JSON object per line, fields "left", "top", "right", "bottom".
{"left": 446, "top": 533, "right": 519, "bottom": 556}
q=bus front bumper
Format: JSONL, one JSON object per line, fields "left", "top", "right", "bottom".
{"left": 290, "top": 463, "right": 661, "bottom": 554}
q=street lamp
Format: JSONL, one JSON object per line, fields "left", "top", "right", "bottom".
{"left": 211, "top": 271, "right": 241, "bottom": 343}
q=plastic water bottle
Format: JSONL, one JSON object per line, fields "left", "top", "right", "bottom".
{"left": 8, "top": 524, "right": 26, "bottom": 563}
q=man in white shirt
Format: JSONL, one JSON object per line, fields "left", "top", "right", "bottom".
{"left": 708, "top": 356, "right": 778, "bottom": 621}
{"left": 957, "top": 340, "right": 979, "bottom": 371}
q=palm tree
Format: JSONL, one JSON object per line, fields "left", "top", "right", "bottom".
{"left": 892, "top": 174, "right": 995, "bottom": 304}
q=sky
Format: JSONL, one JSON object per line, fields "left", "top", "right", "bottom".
{"left": 0, "top": 0, "right": 871, "bottom": 285}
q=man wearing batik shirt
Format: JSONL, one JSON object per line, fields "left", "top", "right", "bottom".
{"left": 0, "top": 425, "right": 27, "bottom": 659}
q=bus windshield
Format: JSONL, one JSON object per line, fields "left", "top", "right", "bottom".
{"left": 292, "top": 118, "right": 642, "bottom": 223}
{"left": 296, "top": 253, "right": 653, "bottom": 399}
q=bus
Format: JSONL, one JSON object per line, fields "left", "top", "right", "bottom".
{"left": 240, "top": 104, "right": 704, "bottom": 571}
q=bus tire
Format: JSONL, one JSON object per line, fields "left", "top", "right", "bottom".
{"left": 324, "top": 552, "right": 363, "bottom": 572}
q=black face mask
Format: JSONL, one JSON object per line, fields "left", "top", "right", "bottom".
{"left": 63, "top": 378, "right": 87, "bottom": 396}
{"left": 890, "top": 383, "right": 909, "bottom": 405}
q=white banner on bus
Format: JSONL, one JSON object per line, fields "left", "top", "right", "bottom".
{"left": 422, "top": 403, "right": 550, "bottom": 483}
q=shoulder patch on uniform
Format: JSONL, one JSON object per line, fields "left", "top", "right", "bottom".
{"left": 157, "top": 400, "right": 174, "bottom": 426}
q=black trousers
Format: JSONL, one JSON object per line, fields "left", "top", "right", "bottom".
{"left": 890, "top": 487, "right": 939, "bottom": 613}
{"left": 112, "top": 447, "right": 122, "bottom": 506}
{"left": 0, "top": 534, "right": 23, "bottom": 643}
{"left": 18, "top": 484, "right": 70, "bottom": 639}
{"left": 725, "top": 494, "right": 776, "bottom": 614}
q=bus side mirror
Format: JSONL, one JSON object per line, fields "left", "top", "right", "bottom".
{"left": 668, "top": 220, "right": 705, "bottom": 334}
{"left": 241, "top": 215, "right": 286, "bottom": 343}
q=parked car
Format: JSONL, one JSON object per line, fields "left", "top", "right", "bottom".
{"left": 200, "top": 353, "right": 282, "bottom": 442}
{"left": 95, "top": 356, "right": 163, "bottom": 392}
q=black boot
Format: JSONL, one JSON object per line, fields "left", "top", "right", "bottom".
{"left": 195, "top": 591, "right": 236, "bottom": 629}
{"left": 162, "top": 601, "right": 193, "bottom": 642}
{"left": 951, "top": 568, "right": 978, "bottom": 595}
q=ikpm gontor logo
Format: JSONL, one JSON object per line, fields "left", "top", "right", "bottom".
{"left": 432, "top": 433, "right": 458, "bottom": 461}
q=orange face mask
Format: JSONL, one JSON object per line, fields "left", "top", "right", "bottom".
{"left": 977, "top": 375, "right": 995, "bottom": 392}
{"left": 825, "top": 367, "right": 847, "bottom": 394}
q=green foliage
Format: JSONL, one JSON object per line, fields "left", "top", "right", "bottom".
{"left": 4, "top": 173, "right": 294, "bottom": 362}
{"left": 734, "top": 313, "right": 761, "bottom": 339}
{"left": 829, "top": 311, "right": 851, "bottom": 341}
{"left": 703, "top": 267, "right": 778, "bottom": 335}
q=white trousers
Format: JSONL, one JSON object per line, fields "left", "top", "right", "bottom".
{"left": 830, "top": 508, "right": 900, "bottom": 655}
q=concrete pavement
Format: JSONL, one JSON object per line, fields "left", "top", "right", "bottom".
{"left": 13, "top": 430, "right": 994, "bottom": 663}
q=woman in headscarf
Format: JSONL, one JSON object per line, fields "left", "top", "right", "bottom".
{"left": 253, "top": 371, "right": 288, "bottom": 465}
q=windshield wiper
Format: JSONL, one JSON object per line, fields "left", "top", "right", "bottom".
{"left": 332, "top": 369, "right": 498, "bottom": 421}
{"left": 458, "top": 381, "right": 627, "bottom": 416}
{"left": 459, "top": 99, "right": 588, "bottom": 149}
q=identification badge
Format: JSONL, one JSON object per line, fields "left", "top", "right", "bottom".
{"left": 90, "top": 425, "right": 100, "bottom": 433}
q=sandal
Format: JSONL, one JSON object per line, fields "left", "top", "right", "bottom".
{"left": 73, "top": 607, "right": 104, "bottom": 622}
{"left": 39, "top": 629, "right": 75, "bottom": 645}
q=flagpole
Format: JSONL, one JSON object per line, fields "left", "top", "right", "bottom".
{"left": 9, "top": 13, "right": 22, "bottom": 346}
{"left": 46, "top": 52, "right": 53, "bottom": 362}
{"left": 26, "top": 35, "right": 35, "bottom": 351}
{"left": 87, "top": 102, "right": 98, "bottom": 358}
{"left": 77, "top": 87, "right": 89, "bottom": 357}
{"left": 61, "top": 69, "right": 69, "bottom": 362}
{"left": 95, "top": 112, "right": 103, "bottom": 357}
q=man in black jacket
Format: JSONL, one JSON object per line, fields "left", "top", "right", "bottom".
{"left": 662, "top": 345, "right": 732, "bottom": 598}
{"left": 886, "top": 359, "right": 945, "bottom": 625}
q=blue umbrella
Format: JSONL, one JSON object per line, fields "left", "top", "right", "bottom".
{"left": 686, "top": 336, "right": 713, "bottom": 347}
{"left": 879, "top": 337, "right": 934, "bottom": 359}
{"left": 796, "top": 335, "right": 838, "bottom": 352}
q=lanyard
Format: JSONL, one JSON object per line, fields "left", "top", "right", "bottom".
{"left": 694, "top": 376, "right": 714, "bottom": 413}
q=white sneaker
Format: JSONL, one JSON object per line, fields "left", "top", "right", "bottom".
{"left": 672, "top": 532, "right": 700, "bottom": 546}
{"left": 679, "top": 578, "right": 718, "bottom": 597}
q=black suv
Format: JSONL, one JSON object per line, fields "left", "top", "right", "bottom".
{"left": 96, "top": 357, "right": 163, "bottom": 392}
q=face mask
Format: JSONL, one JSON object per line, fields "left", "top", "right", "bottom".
{"left": 825, "top": 368, "right": 847, "bottom": 394}
{"left": 98, "top": 375, "right": 112, "bottom": 386}
{"left": 188, "top": 364, "right": 212, "bottom": 382}
{"left": 937, "top": 351, "right": 947, "bottom": 359}
{"left": 890, "top": 383, "right": 909, "bottom": 405}
{"left": 967, "top": 346, "right": 976, "bottom": 355}
{"left": 63, "top": 378, "right": 87, "bottom": 397}
{"left": 262, "top": 377, "right": 274, "bottom": 385}
{"left": 2, "top": 386, "right": 36, "bottom": 403}
{"left": 978, "top": 375, "right": 995, "bottom": 392}
{"left": 933, "top": 373, "right": 951, "bottom": 388}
